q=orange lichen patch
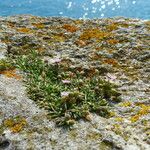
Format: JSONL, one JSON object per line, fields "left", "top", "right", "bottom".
{"left": 107, "top": 39, "right": 119, "bottom": 45}
{"left": 120, "top": 101, "right": 132, "bottom": 107}
{"left": 109, "top": 49, "right": 117, "bottom": 54}
{"left": 62, "top": 24, "right": 78, "bottom": 33}
{"left": 32, "top": 23, "right": 45, "bottom": 29}
{"left": 37, "top": 47, "right": 45, "bottom": 53}
{"left": 0, "top": 69, "right": 22, "bottom": 80}
{"left": 95, "top": 47, "right": 101, "bottom": 51}
{"left": 75, "top": 40, "right": 86, "bottom": 47}
{"left": 105, "top": 23, "right": 118, "bottom": 31}
{"left": 103, "top": 58, "right": 118, "bottom": 66}
{"left": 4, "top": 117, "right": 27, "bottom": 133}
{"left": 10, "top": 124, "right": 24, "bottom": 133}
{"left": 17, "top": 28, "right": 32, "bottom": 33}
{"left": 89, "top": 53, "right": 102, "bottom": 60}
{"left": 79, "top": 28, "right": 112, "bottom": 41}
{"left": 112, "top": 124, "right": 120, "bottom": 129}
{"left": 1, "top": 39, "right": 11, "bottom": 44}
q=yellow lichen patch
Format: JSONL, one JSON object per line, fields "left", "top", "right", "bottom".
{"left": 135, "top": 102, "right": 146, "bottom": 106}
{"left": 130, "top": 105, "right": 150, "bottom": 123}
{"left": 107, "top": 39, "right": 119, "bottom": 45}
{"left": 130, "top": 115, "right": 140, "bottom": 123}
{"left": 62, "top": 24, "right": 78, "bottom": 33}
{"left": 120, "top": 101, "right": 132, "bottom": 107}
{"left": 32, "top": 23, "right": 45, "bottom": 29}
{"left": 86, "top": 132, "right": 102, "bottom": 140}
{"left": 0, "top": 69, "right": 22, "bottom": 80}
{"left": 4, "top": 119, "right": 15, "bottom": 127}
{"left": 115, "top": 117, "right": 124, "bottom": 122}
{"left": 111, "top": 124, "right": 122, "bottom": 135}
{"left": 79, "top": 28, "right": 112, "bottom": 41}
{"left": 138, "top": 105, "right": 150, "bottom": 116}
{"left": 51, "top": 35, "right": 65, "bottom": 42}
{"left": 109, "top": 111, "right": 116, "bottom": 117}
{"left": 4, "top": 117, "right": 27, "bottom": 133}
{"left": 74, "top": 20, "right": 83, "bottom": 25}
{"left": 17, "top": 28, "right": 32, "bottom": 33}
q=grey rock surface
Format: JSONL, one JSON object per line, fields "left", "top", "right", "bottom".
{"left": 0, "top": 15, "right": 149, "bottom": 150}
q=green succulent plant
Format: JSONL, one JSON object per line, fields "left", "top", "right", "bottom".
{"left": 13, "top": 50, "right": 121, "bottom": 126}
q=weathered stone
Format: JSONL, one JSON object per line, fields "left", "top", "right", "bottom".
{"left": 0, "top": 15, "right": 149, "bottom": 150}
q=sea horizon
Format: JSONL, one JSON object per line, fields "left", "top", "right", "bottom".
{"left": 0, "top": 0, "right": 149, "bottom": 19}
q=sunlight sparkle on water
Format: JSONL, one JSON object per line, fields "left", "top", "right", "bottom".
{"left": 66, "top": 0, "right": 137, "bottom": 18}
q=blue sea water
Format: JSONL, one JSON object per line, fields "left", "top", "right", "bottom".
{"left": 0, "top": 0, "right": 149, "bottom": 19}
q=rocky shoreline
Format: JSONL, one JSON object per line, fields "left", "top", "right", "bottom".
{"left": 0, "top": 15, "right": 150, "bottom": 150}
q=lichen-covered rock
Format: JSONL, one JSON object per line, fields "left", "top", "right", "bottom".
{"left": 0, "top": 15, "right": 150, "bottom": 150}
